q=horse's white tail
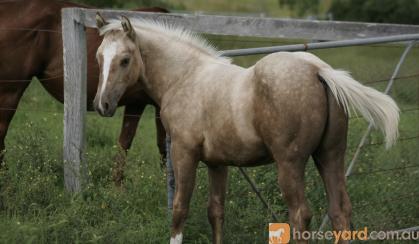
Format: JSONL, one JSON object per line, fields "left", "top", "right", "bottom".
{"left": 318, "top": 68, "right": 400, "bottom": 149}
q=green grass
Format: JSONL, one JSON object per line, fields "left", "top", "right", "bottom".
{"left": 0, "top": 37, "right": 418, "bottom": 243}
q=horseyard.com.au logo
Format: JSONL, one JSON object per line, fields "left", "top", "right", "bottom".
{"left": 269, "top": 223, "right": 290, "bottom": 244}
{"left": 268, "top": 223, "right": 419, "bottom": 243}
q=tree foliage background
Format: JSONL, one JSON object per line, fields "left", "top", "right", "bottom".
{"left": 329, "top": 0, "right": 419, "bottom": 24}
{"left": 279, "top": 0, "right": 419, "bottom": 24}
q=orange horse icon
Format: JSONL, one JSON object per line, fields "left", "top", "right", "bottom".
{"left": 269, "top": 223, "right": 290, "bottom": 244}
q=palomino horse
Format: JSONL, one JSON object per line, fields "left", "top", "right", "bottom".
{"left": 94, "top": 15, "right": 399, "bottom": 244}
{"left": 0, "top": 0, "right": 168, "bottom": 185}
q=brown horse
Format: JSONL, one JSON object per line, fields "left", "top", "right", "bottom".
{"left": 94, "top": 16, "right": 399, "bottom": 244}
{"left": 0, "top": 0, "right": 168, "bottom": 185}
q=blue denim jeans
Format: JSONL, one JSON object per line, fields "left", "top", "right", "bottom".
{"left": 166, "top": 135, "right": 175, "bottom": 212}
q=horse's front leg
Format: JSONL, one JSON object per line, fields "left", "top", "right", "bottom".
{"left": 113, "top": 103, "right": 146, "bottom": 186}
{"left": 208, "top": 166, "right": 228, "bottom": 244}
{"left": 170, "top": 141, "right": 199, "bottom": 244}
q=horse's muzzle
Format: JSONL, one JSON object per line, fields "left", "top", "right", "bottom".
{"left": 93, "top": 97, "right": 116, "bottom": 117}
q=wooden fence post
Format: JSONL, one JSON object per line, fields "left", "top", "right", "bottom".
{"left": 62, "top": 8, "right": 87, "bottom": 192}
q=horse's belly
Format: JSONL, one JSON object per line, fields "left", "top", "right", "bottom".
{"left": 202, "top": 136, "right": 271, "bottom": 166}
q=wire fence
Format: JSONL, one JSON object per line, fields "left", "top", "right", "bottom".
{"left": 1, "top": 72, "right": 418, "bottom": 120}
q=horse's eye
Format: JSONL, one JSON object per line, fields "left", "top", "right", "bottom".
{"left": 120, "top": 57, "right": 130, "bottom": 67}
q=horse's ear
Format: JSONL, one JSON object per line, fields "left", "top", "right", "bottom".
{"left": 96, "top": 12, "right": 108, "bottom": 29}
{"left": 121, "top": 15, "right": 136, "bottom": 41}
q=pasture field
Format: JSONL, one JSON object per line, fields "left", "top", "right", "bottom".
{"left": 0, "top": 37, "right": 418, "bottom": 243}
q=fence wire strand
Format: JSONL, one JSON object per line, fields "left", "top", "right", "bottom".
{"left": 352, "top": 192, "right": 418, "bottom": 210}
{"left": 0, "top": 74, "right": 64, "bottom": 83}
{"left": 349, "top": 163, "right": 419, "bottom": 176}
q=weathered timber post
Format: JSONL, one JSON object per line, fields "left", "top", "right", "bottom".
{"left": 62, "top": 8, "right": 87, "bottom": 192}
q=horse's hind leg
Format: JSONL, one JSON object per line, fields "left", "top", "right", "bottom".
{"left": 0, "top": 83, "right": 30, "bottom": 168}
{"left": 312, "top": 105, "right": 352, "bottom": 241}
{"left": 313, "top": 144, "right": 352, "bottom": 235}
{"left": 207, "top": 165, "right": 228, "bottom": 244}
{"left": 273, "top": 151, "right": 312, "bottom": 243}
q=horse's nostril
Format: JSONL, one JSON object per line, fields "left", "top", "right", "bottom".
{"left": 104, "top": 102, "right": 109, "bottom": 110}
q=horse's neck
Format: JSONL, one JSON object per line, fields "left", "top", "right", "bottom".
{"left": 137, "top": 30, "right": 206, "bottom": 105}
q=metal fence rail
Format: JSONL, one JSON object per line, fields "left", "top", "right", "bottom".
{"left": 221, "top": 33, "right": 419, "bottom": 56}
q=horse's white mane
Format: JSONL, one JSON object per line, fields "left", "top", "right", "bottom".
{"left": 99, "top": 18, "right": 231, "bottom": 63}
